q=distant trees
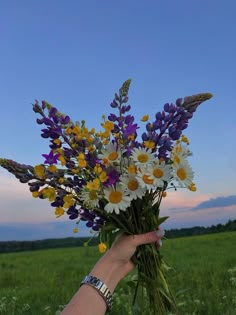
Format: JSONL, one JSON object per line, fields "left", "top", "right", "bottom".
{"left": 165, "top": 219, "right": 236, "bottom": 239}
{"left": 0, "top": 219, "right": 235, "bottom": 253}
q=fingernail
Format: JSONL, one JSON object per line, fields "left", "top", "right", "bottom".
{"left": 156, "top": 230, "right": 165, "bottom": 237}
{"left": 157, "top": 239, "right": 162, "bottom": 248}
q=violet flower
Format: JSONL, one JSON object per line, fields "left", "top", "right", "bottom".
{"left": 42, "top": 150, "right": 60, "bottom": 165}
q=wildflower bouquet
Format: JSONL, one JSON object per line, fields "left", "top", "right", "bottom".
{"left": 0, "top": 80, "right": 212, "bottom": 314}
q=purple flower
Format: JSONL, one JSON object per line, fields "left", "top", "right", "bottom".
{"left": 67, "top": 206, "right": 79, "bottom": 220}
{"left": 42, "top": 150, "right": 60, "bottom": 164}
{"left": 104, "top": 168, "right": 120, "bottom": 186}
{"left": 124, "top": 124, "right": 138, "bottom": 137}
{"left": 108, "top": 113, "right": 118, "bottom": 122}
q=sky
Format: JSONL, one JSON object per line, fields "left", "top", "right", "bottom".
{"left": 0, "top": 0, "right": 236, "bottom": 241}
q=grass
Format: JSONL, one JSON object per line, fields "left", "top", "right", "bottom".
{"left": 0, "top": 231, "right": 235, "bottom": 315}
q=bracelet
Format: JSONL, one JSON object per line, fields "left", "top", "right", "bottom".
{"left": 80, "top": 275, "right": 113, "bottom": 311}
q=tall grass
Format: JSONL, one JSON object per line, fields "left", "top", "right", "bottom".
{"left": 0, "top": 232, "right": 235, "bottom": 315}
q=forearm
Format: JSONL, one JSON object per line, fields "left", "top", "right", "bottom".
{"left": 61, "top": 251, "right": 130, "bottom": 315}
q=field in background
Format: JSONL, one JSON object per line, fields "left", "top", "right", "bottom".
{"left": 0, "top": 232, "right": 236, "bottom": 315}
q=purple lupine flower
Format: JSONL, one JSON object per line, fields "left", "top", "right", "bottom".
{"left": 42, "top": 150, "right": 60, "bottom": 164}
{"left": 123, "top": 123, "right": 138, "bottom": 138}
{"left": 60, "top": 115, "right": 70, "bottom": 124}
{"left": 108, "top": 113, "right": 118, "bottom": 122}
{"left": 121, "top": 105, "right": 131, "bottom": 113}
{"left": 110, "top": 100, "right": 119, "bottom": 108}
{"left": 49, "top": 107, "right": 58, "bottom": 118}
{"left": 43, "top": 117, "right": 54, "bottom": 127}
{"left": 51, "top": 197, "right": 64, "bottom": 208}
{"left": 124, "top": 115, "right": 134, "bottom": 125}
{"left": 67, "top": 206, "right": 79, "bottom": 220}
{"left": 41, "top": 127, "right": 62, "bottom": 139}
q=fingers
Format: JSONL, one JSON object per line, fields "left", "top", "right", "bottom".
{"left": 132, "top": 230, "right": 165, "bottom": 247}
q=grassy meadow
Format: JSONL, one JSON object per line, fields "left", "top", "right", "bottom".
{"left": 0, "top": 231, "right": 235, "bottom": 315}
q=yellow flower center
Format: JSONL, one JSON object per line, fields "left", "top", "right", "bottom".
{"left": 142, "top": 174, "right": 154, "bottom": 185}
{"left": 128, "top": 179, "right": 139, "bottom": 191}
{"left": 153, "top": 168, "right": 164, "bottom": 178}
{"left": 108, "top": 151, "right": 118, "bottom": 161}
{"left": 177, "top": 168, "right": 187, "bottom": 180}
{"left": 137, "top": 153, "right": 148, "bottom": 163}
{"left": 89, "top": 190, "right": 97, "bottom": 200}
{"left": 109, "top": 191, "right": 122, "bottom": 204}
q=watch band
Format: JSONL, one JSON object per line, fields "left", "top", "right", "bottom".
{"left": 80, "top": 275, "right": 113, "bottom": 311}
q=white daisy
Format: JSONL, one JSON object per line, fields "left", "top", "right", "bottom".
{"left": 172, "top": 160, "right": 194, "bottom": 187}
{"left": 131, "top": 147, "right": 155, "bottom": 168}
{"left": 149, "top": 160, "right": 172, "bottom": 188}
{"left": 98, "top": 143, "right": 121, "bottom": 165}
{"left": 104, "top": 184, "right": 131, "bottom": 214}
{"left": 80, "top": 189, "right": 100, "bottom": 208}
{"left": 136, "top": 167, "right": 155, "bottom": 190}
{"left": 120, "top": 175, "right": 145, "bottom": 200}
{"left": 171, "top": 143, "right": 192, "bottom": 165}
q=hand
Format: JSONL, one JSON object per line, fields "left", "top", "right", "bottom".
{"left": 90, "top": 230, "right": 164, "bottom": 292}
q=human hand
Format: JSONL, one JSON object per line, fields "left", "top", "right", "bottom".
{"left": 90, "top": 230, "right": 164, "bottom": 292}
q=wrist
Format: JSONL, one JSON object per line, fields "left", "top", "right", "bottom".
{"left": 89, "top": 250, "right": 127, "bottom": 293}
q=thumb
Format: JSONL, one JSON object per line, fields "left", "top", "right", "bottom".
{"left": 132, "top": 230, "right": 165, "bottom": 246}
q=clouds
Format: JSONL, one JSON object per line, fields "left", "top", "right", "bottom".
{"left": 192, "top": 195, "right": 236, "bottom": 210}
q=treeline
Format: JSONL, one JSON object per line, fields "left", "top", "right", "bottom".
{"left": 0, "top": 236, "right": 99, "bottom": 254}
{"left": 165, "top": 219, "right": 236, "bottom": 239}
{"left": 0, "top": 219, "right": 235, "bottom": 253}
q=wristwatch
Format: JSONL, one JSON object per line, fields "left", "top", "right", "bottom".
{"left": 80, "top": 275, "right": 113, "bottom": 311}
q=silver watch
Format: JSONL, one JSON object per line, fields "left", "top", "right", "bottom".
{"left": 80, "top": 275, "right": 113, "bottom": 311}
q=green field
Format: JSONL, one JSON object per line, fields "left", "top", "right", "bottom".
{"left": 0, "top": 232, "right": 235, "bottom": 315}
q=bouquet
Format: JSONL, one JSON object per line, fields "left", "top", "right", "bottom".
{"left": 0, "top": 80, "right": 212, "bottom": 314}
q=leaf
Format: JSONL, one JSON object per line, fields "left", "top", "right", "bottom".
{"left": 157, "top": 216, "right": 169, "bottom": 226}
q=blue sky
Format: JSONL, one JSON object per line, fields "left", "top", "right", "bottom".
{"left": 0, "top": 0, "right": 235, "bottom": 240}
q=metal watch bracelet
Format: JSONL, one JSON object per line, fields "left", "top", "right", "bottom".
{"left": 80, "top": 275, "right": 113, "bottom": 311}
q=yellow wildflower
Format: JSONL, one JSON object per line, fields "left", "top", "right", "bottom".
{"left": 188, "top": 183, "right": 197, "bottom": 192}
{"left": 86, "top": 178, "right": 100, "bottom": 191}
{"left": 42, "top": 187, "right": 56, "bottom": 201}
{"left": 73, "top": 227, "right": 79, "bottom": 233}
{"left": 47, "top": 165, "right": 57, "bottom": 173}
{"left": 32, "top": 191, "right": 40, "bottom": 198}
{"left": 65, "top": 127, "right": 73, "bottom": 134}
{"left": 94, "top": 164, "right": 103, "bottom": 174}
{"left": 99, "top": 171, "right": 108, "bottom": 183}
{"left": 87, "top": 145, "right": 95, "bottom": 152}
{"left": 34, "top": 165, "right": 45, "bottom": 179}
{"left": 63, "top": 194, "right": 74, "bottom": 208}
{"left": 181, "top": 135, "right": 190, "bottom": 144}
{"left": 58, "top": 156, "right": 66, "bottom": 166}
{"left": 53, "top": 138, "right": 61, "bottom": 145}
{"left": 102, "top": 121, "right": 114, "bottom": 132}
{"left": 55, "top": 207, "right": 65, "bottom": 218}
{"left": 141, "top": 114, "right": 149, "bottom": 122}
{"left": 72, "top": 125, "right": 80, "bottom": 135}
{"left": 98, "top": 242, "right": 107, "bottom": 253}
{"left": 78, "top": 160, "right": 87, "bottom": 168}
{"left": 143, "top": 140, "right": 155, "bottom": 149}
{"left": 58, "top": 177, "right": 65, "bottom": 184}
